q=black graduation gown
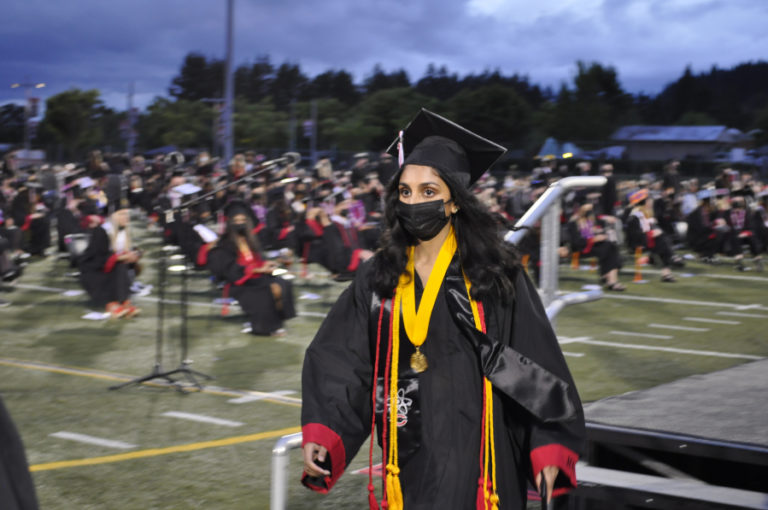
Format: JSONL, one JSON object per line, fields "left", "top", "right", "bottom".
{"left": 301, "top": 257, "right": 584, "bottom": 509}
{"left": 0, "top": 397, "right": 39, "bottom": 510}
{"left": 77, "top": 226, "right": 131, "bottom": 307}
{"left": 206, "top": 238, "right": 296, "bottom": 335}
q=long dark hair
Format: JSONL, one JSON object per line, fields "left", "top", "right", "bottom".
{"left": 371, "top": 167, "right": 520, "bottom": 303}
{"left": 223, "top": 215, "right": 262, "bottom": 255}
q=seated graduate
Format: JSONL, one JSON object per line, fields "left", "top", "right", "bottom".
{"left": 301, "top": 109, "right": 584, "bottom": 509}
{"left": 567, "top": 203, "right": 625, "bottom": 291}
{"left": 624, "top": 189, "right": 682, "bottom": 282}
{"left": 78, "top": 199, "right": 142, "bottom": 318}
{"left": 206, "top": 200, "right": 296, "bottom": 336}
{"left": 722, "top": 194, "right": 764, "bottom": 271}
{"left": 684, "top": 190, "right": 726, "bottom": 262}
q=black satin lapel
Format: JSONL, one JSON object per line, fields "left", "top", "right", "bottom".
{"left": 443, "top": 266, "right": 576, "bottom": 423}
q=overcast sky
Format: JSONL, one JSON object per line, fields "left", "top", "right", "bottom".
{"left": 1, "top": 0, "right": 766, "bottom": 112}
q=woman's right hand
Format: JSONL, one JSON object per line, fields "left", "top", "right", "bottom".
{"left": 303, "top": 442, "right": 330, "bottom": 477}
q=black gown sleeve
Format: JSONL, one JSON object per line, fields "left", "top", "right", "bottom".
{"left": 206, "top": 242, "right": 247, "bottom": 284}
{"left": 300, "top": 262, "right": 374, "bottom": 493}
{"left": 78, "top": 227, "right": 114, "bottom": 273}
{"left": 507, "top": 271, "right": 585, "bottom": 494}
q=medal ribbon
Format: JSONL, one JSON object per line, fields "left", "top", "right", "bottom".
{"left": 399, "top": 226, "right": 457, "bottom": 351}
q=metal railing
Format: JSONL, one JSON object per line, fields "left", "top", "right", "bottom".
{"left": 504, "top": 176, "right": 607, "bottom": 311}
{"left": 270, "top": 433, "right": 303, "bottom": 510}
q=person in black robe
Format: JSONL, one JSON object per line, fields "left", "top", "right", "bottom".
{"left": 567, "top": 203, "right": 625, "bottom": 290}
{"left": 685, "top": 195, "right": 725, "bottom": 262}
{"left": 78, "top": 204, "right": 141, "bottom": 318}
{"left": 0, "top": 396, "right": 39, "bottom": 510}
{"left": 206, "top": 201, "right": 296, "bottom": 336}
{"left": 624, "top": 189, "right": 681, "bottom": 282}
{"left": 301, "top": 109, "right": 584, "bottom": 509}
{"left": 721, "top": 195, "right": 764, "bottom": 270}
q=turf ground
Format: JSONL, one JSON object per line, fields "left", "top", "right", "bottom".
{"left": 1, "top": 219, "right": 766, "bottom": 509}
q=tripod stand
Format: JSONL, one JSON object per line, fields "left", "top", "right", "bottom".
{"left": 109, "top": 154, "right": 297, "bottom": 392}
{"left": 109, "top": 245, "right": 213, "bottom": 392}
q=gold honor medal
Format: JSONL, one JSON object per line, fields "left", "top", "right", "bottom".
{"left": 410, "top": 347, "right": 428, "bottom": 373}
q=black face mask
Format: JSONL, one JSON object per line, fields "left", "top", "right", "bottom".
{"left": 233, "top": 223, "right": 248, "bottom": 235}
{"left": 395, "top": 199, "right": 451, "bottom": 241}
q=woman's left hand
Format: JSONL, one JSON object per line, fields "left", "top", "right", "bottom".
{"left": 535, "top": 465, "right": 559, "bottom": 503}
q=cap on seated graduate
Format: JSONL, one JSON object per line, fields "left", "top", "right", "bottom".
{"left": 386, "top": 108, "right": 507, "bottom": 188}
{"left": 223, "top": 199, "right": 257, "bottom": 225}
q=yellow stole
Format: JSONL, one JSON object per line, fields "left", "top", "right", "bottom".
{"left": 385, "top": 228, "right": 499, "bottom": 509}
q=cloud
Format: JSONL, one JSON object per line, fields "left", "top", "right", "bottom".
{"left": 1, "top": 0, "right": 767, "bottom": 110}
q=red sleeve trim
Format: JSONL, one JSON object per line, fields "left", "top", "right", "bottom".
{"left": 531, "top": 443, "right": 579, "bottom": 492}
{"left": 21, "top": 215, "right": 32, "bottom": 231}
{"left": 306, "top": 219, "right": 324, "bottom": 237}
{"left": 278, "top": 226, "right": 291, "bottom": 240}
{"left": 234, "top": 262, "right": 262, "bottom": 285}
{"left": 301, "top": 423, "right": 346, "bottom": 493}
{"left": 196, "top": 244, "right": 211, "bottom": 267}
{"left": 104, "top": 253, "right": 119, "bottom": 273}
{"left": 252, "top": 223, "right": 265, "bottom": 235}
{"left": 347, "top": 249, "right": 362, "bottom": 272}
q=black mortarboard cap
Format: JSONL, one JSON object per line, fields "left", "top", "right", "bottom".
{"left": 223, "top": 199, "right": 257, "bottom": 224}
{"left": 386, "top": 108, "right": 507, "bottom": 187}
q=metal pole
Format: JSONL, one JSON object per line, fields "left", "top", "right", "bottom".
{"left": 310, "top": 99, "right": 317, "bottom": 165}
{"left": 126, "top": 82, "right": 136, "bottom": 157}
{"left": 270, "top": 432, "right": 303, "bottom": 510}
{"left": 539, "top": 200, "right": 561, "bottom": 309}
{"left": 222, "top": 0, "right": 235, "bottom": 166}
{"left": 23, "top": 86, "right": 30, "bottom": 153}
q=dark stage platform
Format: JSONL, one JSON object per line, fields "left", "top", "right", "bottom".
{"left": 570, "top": 359, "right": 768, "bottom": 509}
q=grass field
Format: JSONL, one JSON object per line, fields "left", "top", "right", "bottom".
{"left": 1, "top": 219, "right": 766, "bottom": 509}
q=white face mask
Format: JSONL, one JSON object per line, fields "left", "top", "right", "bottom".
{"left": 198, "top": 156, "right": 209, "bottom": 165}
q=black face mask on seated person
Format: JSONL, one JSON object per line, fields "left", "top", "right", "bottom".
{"left": 233, "top": 223, "right": 248, "bottom": 236}
{"left": 395, "top": 199, "right": 452, "bottom": 241}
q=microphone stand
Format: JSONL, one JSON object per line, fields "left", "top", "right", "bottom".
{"left": 109, "top": 159, "right": 290, "bottom": 393}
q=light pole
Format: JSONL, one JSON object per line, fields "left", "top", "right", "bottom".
{"left": 222, "top": 0, "right": 234, "bottom": 166}
{"left": 11, "top": 80, "right": 45, "bottom": 153}
{"left": 202, "top": 97, "right": 225, "bottom": 156}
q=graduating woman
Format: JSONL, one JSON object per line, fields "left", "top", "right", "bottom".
{"left": 301, "top": 109, "right": 585, "bottom": 510}
{"left": 207, "top": 201, "right": 296, "bottom": 336}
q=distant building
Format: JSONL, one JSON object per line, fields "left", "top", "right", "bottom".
{"left": 610, "top": 125, "right": 749, "bottom": 161}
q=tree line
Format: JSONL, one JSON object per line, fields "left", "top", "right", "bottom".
{"left": 3, "top": 54, "right": 768, "bottom": 162}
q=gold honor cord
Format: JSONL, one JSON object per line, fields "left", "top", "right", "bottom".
{"left": 464, "top": 276, "right": 499, "bottom": 510}
{"left": 399, "top": 227, "right": 457, "bottom": 373}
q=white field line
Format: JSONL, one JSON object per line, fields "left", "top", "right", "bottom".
{"left": 683, "top": 317, "right": 740, "bottom": 325}
{"left": 602, "top": 293, "right": 768, "bottom": 312}
{"left": 558, "top": 336, "right": 592, "bottom": 345}
{"left": 567, "top": 338, "right": 762, "bottom": 360}
{"left": 562, "top": 352, "right": 585, "bottom": 358}
{"left": 228, "top": 390, "right": 296, "bottom": 404}
{"left": 610, "top": 330, "right": 673, "bottom": 340}
{"left": 160, "top": 411, "right": 244, "bottom": 427}
{"left": 717, "top": 311, "right": 768, "bottom": 319}
{"left": 619, "top": 268, "right": 768, "bottom": 283}
{"left": 50, "top": 431, "right": 137, "bottom": 449}
{"left": 648, "top": 323, "right": 709, "bottom": 332}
